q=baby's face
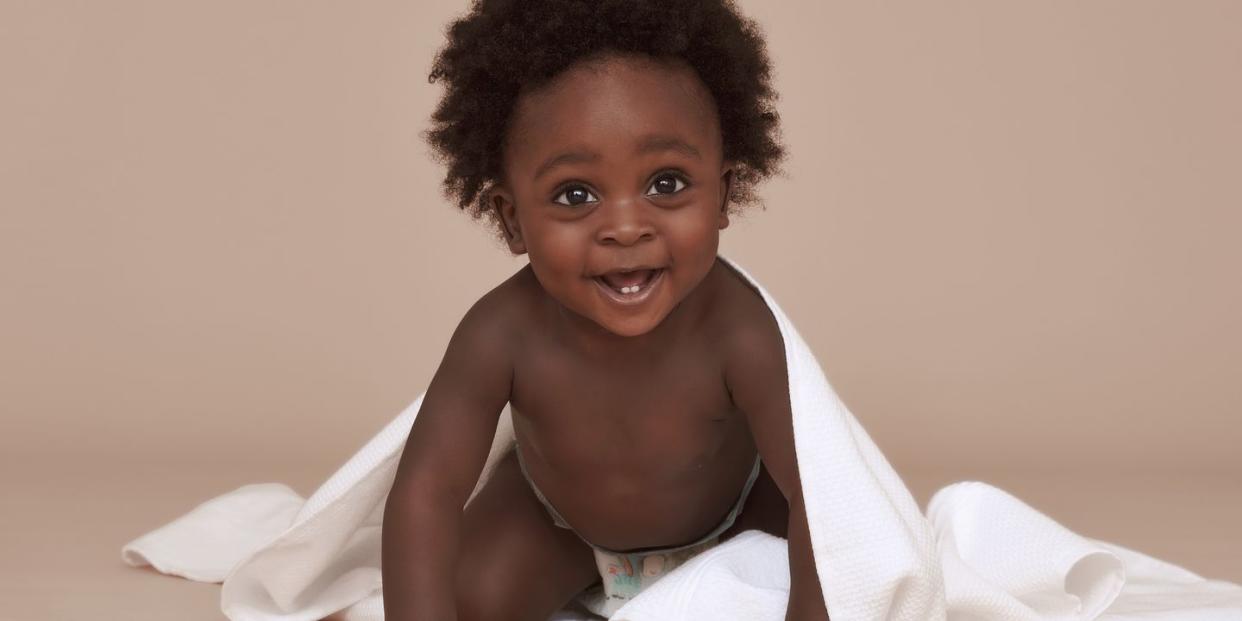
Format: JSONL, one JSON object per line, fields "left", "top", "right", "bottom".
{"left": 493, "top": 53, "right": 734, "bottom": 338}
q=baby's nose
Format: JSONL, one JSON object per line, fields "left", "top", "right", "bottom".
{"left": 595, "top": 199, "right": 655, "bottom": 246}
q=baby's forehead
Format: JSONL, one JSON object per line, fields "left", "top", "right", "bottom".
{"left": 505, "top": 54, "right": 722, "bottom": 153}
{"left": 519, "top": 54, "right": 715, "bottom": 114}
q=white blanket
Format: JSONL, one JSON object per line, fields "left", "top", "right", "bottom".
{"left": 122, "top": 255, "right": 1242, "bottom": 621}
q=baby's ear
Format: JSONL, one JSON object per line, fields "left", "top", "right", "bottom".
{"left": 717, "top": 162, "right": 736, "bottom": 230}
{"left": 489, "top": 185, "right": 526, "bottom": 255}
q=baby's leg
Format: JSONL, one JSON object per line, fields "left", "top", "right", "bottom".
{"left": 455, "top": 446, "right": 600, "bottom": 621}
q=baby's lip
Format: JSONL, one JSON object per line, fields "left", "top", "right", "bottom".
{"left": 593, "top": 264, "right": 664, "bottom": 277}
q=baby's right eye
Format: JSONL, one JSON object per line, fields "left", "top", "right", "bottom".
{"left": 553, "top": 185, "right": 598, "bottom": 207}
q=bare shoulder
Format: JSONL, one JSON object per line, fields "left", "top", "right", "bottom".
{"left": 449, "top": 264, "right": 539, "bottom": 353}
{"left": 421, "top": 264, "right": 544, "bottom": 419}
{"left": 709, "top": 260, "right": 785, "bottom": 368}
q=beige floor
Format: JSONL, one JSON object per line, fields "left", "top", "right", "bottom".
{"left": 3, "top": 456, "right": 1239, "bottom": 621}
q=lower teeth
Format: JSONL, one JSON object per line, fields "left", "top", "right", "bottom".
{"left": 603, "top": 269, "right": 660, "bottom": 296}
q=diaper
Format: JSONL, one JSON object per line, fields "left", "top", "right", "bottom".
{"left": 576, "top": 535, "right": 723, "bottom": 617}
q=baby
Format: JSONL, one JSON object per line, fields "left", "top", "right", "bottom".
{"left": 382, "top": 1, "right": 828, "bottom": 620}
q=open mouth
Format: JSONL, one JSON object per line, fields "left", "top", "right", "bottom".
{"left": 592, "top": 268, "right": 665, "bottom": 305}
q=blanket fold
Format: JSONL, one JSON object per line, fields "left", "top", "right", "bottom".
{"left": 121, "top": 255, "right": 1242, "bottom": 621}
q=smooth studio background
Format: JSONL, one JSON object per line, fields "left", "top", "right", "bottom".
{"left": 2, "top": 1, "right": 1239, "bottom": 619}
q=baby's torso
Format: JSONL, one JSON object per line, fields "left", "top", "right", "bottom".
{"left": 505, "top": 263, "right": 763, "bottom": 552}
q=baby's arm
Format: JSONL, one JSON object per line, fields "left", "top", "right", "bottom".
{"left": 724, "top": 318, "right": 831, "bottom": 621}
{"left": 382, "top": 289, "right": 514, "bottom": 621}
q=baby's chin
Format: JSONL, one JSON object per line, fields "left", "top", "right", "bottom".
{"left": 569, "top": 296, "right": 675, "bottom": 338}
{"left": 589, "top": 311, "right": 672, "bottom": 338}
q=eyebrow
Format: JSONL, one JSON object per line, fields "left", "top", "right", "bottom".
{"left": 533, "top": 134, "right": 702, "bottom": 180}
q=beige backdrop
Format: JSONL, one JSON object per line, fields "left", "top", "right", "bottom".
{"left": 1, "top": 1, "right": 1239, "bottom": 617}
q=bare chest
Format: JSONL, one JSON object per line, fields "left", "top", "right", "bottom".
{"left": 506, "top": 340, "right": 760, "bottom": 550}
{"left": 508, "top": 340, "right": 747, "bottom": 490}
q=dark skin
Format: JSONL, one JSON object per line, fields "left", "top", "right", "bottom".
{"left": 383, "top": 53, "right": 829, "bottom": 621}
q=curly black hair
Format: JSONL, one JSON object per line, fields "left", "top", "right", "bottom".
{"left": 424, "top": 0, "right": 786, "bottom": 245}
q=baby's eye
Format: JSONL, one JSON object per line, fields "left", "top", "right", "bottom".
{"left": 552, "top": 185, "right": 598, "bottom": 207}
{"left": 646, "top": 173, "right": 687, "bottom": 196}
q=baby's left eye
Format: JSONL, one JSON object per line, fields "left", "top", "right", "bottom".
{"left": 646, "top": 173, "right": 687, "bottom": 196}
